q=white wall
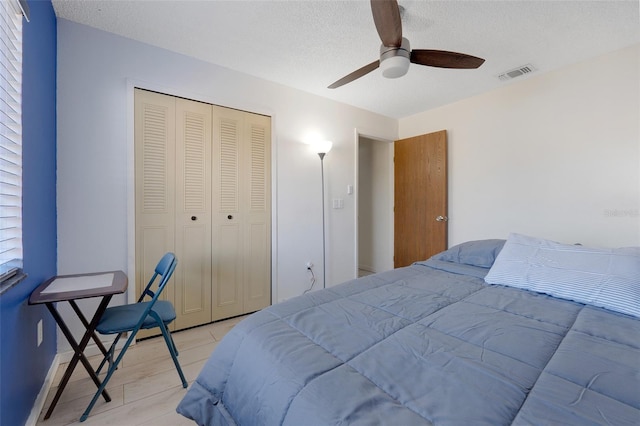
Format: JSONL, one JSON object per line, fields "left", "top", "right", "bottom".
{"left": 56, "top": 20, "right": 397, "bottom": 351}
{"left": 399, "top": 44, "right": 640, "bottom": 248}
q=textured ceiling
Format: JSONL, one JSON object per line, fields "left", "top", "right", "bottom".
{"left": 52, "top": 0, "right": 640, "bottom": 119}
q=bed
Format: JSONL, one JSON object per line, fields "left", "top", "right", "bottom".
{"left": 177, "top": 234, "right": 640, "bottom": 425}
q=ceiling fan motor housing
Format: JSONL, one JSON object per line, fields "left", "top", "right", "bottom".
{"left": 380, "top": 37, "right": 411, "bottom": 79}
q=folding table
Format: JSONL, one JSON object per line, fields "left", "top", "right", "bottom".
{"left": 29, "top": 271, "right": 128, "bottom": 419}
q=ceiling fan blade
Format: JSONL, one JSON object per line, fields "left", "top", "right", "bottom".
{"left": 410, "top": 50, "right": 485, "bottom": 69}
{"left": 328, "top": 60, "right": 380, "bottom": 89}
{"left": 370, "top": 0, "right": 402, "bottom": 47}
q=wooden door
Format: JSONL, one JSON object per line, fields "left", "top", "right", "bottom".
{"left": 394, "top": 130, "right": 448, "bottom": 267}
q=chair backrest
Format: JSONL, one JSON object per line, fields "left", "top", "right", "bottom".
{"left": 138, "top": 252, "right": 177, "bottom": 303}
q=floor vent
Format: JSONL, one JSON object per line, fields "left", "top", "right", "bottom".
{"left": 498, "top": 64, "right": 536, "bottom": 81}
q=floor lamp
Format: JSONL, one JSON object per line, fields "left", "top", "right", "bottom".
{"left": 314, "top": 141, "right": 332, "bottom": 289}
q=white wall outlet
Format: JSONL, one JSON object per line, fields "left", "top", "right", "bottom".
{"left": 37, "top": 319, "right": 43, "bottom": 347}
{"left": 332, "top": 199, "right": 344, "bottom": 209}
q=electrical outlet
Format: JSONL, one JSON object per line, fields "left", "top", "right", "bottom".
{"left": 37, "top": 319, "right": 43, "bottom": 347}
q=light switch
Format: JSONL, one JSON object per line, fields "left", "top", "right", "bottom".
{"left": 347, "top": 185, "right": 353, "bottom": 195}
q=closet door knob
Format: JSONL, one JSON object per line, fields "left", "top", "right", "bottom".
{"left": 227, "top": 215, "right": 233, "bottom": 220}
{"left": 436, "top": 215, "right": 448, "bottom": 222}
{"left": 191, "top": 216, "right": 197, "bottom": 221}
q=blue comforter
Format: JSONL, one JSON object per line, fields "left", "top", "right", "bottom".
{"left": 177, "top": 260, "right": 640, "bottom": 425}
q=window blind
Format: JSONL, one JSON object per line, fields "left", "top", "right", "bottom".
{"left": 0, "top": 0, "right": 24, "bottom": 283}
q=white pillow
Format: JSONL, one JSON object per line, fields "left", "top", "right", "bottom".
{"left": 485, "top": 233, "right": 640, "bottom": 318}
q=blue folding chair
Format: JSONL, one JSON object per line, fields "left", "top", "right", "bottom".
{"left": 80, "top": 252, "right": 188, "bottom": 422}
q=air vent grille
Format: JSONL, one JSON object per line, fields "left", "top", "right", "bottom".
{"left": 498, "top": 64, "right": 537, "bottom": 81}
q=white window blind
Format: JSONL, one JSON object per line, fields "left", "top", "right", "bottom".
{"left": 0, "top": 0, "right": 25, "bottom": 283}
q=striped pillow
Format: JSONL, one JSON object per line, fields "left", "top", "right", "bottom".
{"left": 485, "top": 233, "right": 640, "bottom": 318}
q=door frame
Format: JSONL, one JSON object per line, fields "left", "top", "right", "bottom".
{"left": 354, "top": 129, "right": 394, "bottom": 277}
{"left": 125, "top": 80, "right": 279, "bottom": 307}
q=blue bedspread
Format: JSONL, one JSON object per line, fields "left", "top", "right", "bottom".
{"left": 177, "top": 260, "right": 640, "bottom": 425}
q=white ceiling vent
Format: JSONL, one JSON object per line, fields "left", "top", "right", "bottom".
{"left": 498, "top": 64, "right": 537, "bottom": 81}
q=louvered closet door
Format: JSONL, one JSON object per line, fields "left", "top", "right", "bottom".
{"left": 134, "top": 89, "right": 177, "bottom": 335}
{"left": 212, "top": 107, "right": 244, "bottom": 320}
{"left": 136, "top": 89, "right": 271, "bottom": 330}
{"left": 211, "top": 106, "right": 271, "bottom": 320}
{"left": 242, "top": 112, "right": 271, "bottom": 313}
{"left": 174, "top": 98, "right": 213, "bottom": 329}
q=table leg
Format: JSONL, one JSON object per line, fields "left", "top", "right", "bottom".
{"left": 43, "top": 297, "right": 113, "bottom": 419}
{"left": 69, "top": 300, "right": 110, "bottom": 358}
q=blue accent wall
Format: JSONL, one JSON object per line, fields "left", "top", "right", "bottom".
{"left": 0, "top": 1, "right": 57, "bottom": 425}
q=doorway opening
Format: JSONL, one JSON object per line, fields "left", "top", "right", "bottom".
{"left": 356, "top": 134, "right": 394, "bottom": 277}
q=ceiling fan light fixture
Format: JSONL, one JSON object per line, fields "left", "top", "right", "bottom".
{"left": 380, "top": 54, "right": 410, "bottom": 78}
{"left": 379, "top": 37, "right": 410, "bottom": 79}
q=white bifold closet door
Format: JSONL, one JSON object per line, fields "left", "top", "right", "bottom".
{"left": 211, "top": 106, "right": 271, "bottom": 321}
{"left": 134, "top": 89, "right": 271, "bottom": 333}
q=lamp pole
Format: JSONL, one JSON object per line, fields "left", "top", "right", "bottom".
{"left": 318, "top": 151, "right": 327, "bottom": 289}
{"left": 312, "top": 140, "right": 332, "bottom": 290}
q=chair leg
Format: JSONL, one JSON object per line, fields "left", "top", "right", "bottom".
{"left": 167, "top": 329, "right": 179, "bottom": 356}
{"left": 80, "top": 331, "right": 136, "bottom": 422}
{"left": 158, "top": 322, "right": 188, "bottom": 388}
{"left": 95, "top": 332, "right": 123, "bottom": 376}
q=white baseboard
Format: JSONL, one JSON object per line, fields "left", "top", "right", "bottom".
{"left": 358, "top": 265, "right": 376, "bottom": 273}
{"left": 26, "top": 354, "right": 60, "bottom": 426}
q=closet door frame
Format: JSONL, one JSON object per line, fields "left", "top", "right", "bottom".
{"left": 126, "top": 81, "right": 277, "bottom": 321}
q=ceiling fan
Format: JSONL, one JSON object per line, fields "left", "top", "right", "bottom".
{"left": 328, "top": 0, "right": 485, "bottom": 89}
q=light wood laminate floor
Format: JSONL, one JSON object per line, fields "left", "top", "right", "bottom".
{"left": 37, "top": 315, "right": 247, "bottom": 425}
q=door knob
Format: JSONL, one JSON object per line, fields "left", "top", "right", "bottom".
{"left": 436, "top": 215, "right": 448, "bottom": 222}
{"left": 227, "top": 215, "right": 233, "bottom": 220}
{"left": 191, "top": 216, "right": 197, "bottom": 221}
